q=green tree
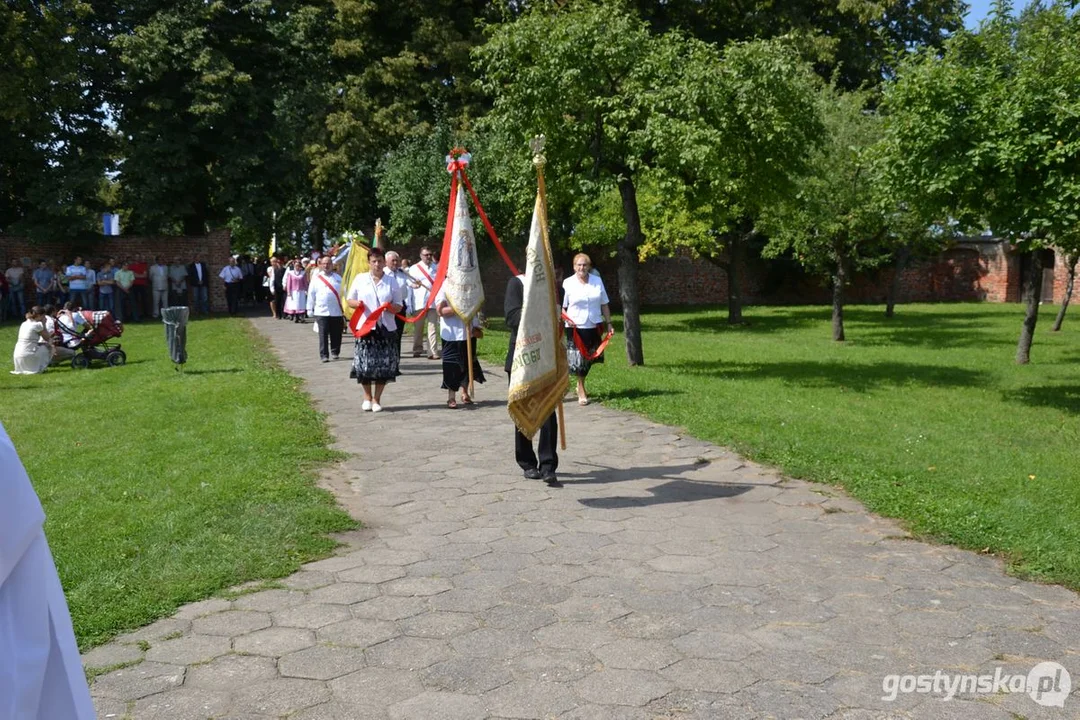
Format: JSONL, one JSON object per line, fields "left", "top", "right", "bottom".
{"left": 880, "top": 0, "right": 1080, "bottom": 363}
{"left": 1, "top": 1, "right": 114, "bottom": 241}
{"left": 759, "top": 90, "right": 891, "bottom": 341}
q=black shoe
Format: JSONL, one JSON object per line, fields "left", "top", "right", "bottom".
{"left": 542, "top": 472, "right": 562, "bottom": 488}
{"left": 523, "top": 468, "right": 542, "bottom": 480}
{"left": 321, "top": 357, "right": 329, "bottom": 363}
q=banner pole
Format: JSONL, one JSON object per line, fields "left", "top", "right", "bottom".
{"left": 466, "top": 322, "right": 475, "bottom": 398}
{"left": 557, "top": 401, "right": 566, "bottom": 450}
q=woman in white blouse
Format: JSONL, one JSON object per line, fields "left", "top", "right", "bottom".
{"left": 434, "top": 288, "right": 485, "bottom": 409}
{"left": 345, "top": 247, "right": 405, "bottom": 413}
{"left": 562, "top": 253, "right": 614, "bottom": 406}
{"left": 11, "top": 307, "right": 53, "bottom": 375}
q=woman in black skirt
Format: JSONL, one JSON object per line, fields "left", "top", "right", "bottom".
{"left": 435, "top": 289, "right": 485, "bottom": 408}
{"left": 561, "top": 253, "right": 614, "bottom": 406}
{"left": 346, "top": 247, "right": 405, "bottom": 413}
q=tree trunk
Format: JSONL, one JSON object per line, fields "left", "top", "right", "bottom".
{"left": 885, "top": 243, "right": 912, "bottom": 318}
{"left": 831, "top": 246, "right": 846, "bottom": 342}
{"left": 1051, "top": 253, "right": 1077, "bottom": 332}
{"left": 1015, "top": 249, "right": 1044, "bottom": 364}
{"left": 617, "top": 176, "right": 645, "bottom": 366}
{"left": 727, "top": 231, "right": 748, "bottom": 325}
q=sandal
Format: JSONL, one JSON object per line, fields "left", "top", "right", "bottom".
{"left": 447, "top": 399, "right": 457, "bottom": 409}
{"left": 461, "top": 393, "right": 473, "bottom": 405}
{"left": 578, "top": 397, "right": 589, "bottom": 406}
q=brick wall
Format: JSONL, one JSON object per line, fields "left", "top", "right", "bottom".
{"left": 0, "top": 230, "right": 233, "bottom": 312}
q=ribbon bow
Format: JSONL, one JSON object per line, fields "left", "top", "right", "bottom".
{"left": 446, "top": 148, "right": 472, "bottom": 173}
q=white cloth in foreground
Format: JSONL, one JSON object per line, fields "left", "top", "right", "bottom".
{"left": 0, "top": 422, "right": 96, "bottom": 720}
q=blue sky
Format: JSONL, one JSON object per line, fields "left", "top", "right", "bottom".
{"left": 964, "top": 0, "right": 996, "bottom": 27}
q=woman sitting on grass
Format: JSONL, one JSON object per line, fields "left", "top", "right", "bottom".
{"left": 11, "top": 306, "right": 54, "bottom": 375}
{"left": 562, "top": 253, "right": 614, "bottom": 406}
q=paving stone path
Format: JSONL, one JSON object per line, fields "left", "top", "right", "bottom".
{"left": 86, "top": 316, "right": 1080, "bottom": 719}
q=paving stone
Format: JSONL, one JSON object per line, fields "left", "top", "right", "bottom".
{"left": 272, "top": 603, "right": 352, "bottom": 629}
{"left": 292, "top": 701, "right": 390, "bottom": 720}
{"left": 307, "top": 582, "right": 380, "bottom": 605}
{"left": 91, "top": 695, "right": 128, "bottom": 719}
{"left": 364, "top": 635, "right": 452, "bottom": 670}
{"left": 144, "top": 634, "right": 232, "bottom": 665}
{"left": 280, "top": 644, "right": 367, "bottom": 680}
{"left": 114, "top": 618, "right": 192, "bottom": 645}
{"left": 232, "top": 677, "right": 332, "bottom": 715}
{"left": 608, "top": 612, "right": 692, "bottom": 640}
{"left": 233, "top": 589, "right": 309, "bottom": 612}
{"left": 480, "top": 604, "right": 558, "bottom": 632}
{"left": 351, "top": 595, "right": 430, "bottom": 620}
{"left": 509, "top": 648, "right": 599, "bottom": 682}
{"left": 381, "top": 576, "right": 454, "bottom": 596}
{"left": 132, "top": 687, "right": 232, "bottom": 719}
{"left": 233, "top": 626, "right": 316, "bottom": 656}
{"left": 388, "top": 691, "right": 487, "bottom": 720}
{"left": 91, "top": 661, "right": 185, "bottom": 701}
{"left": 592, "top": 638, "right": 681, "bottom": 670}
{"left": 280, "top": 570, "right": 337, "bottom": 591}
{"left": 82, "top": 642, "right": 144, "bottom": 669}
{"left": 191, "top": 610, "right": 272, "bottom": 637}
{"left": 482, "top": 679, "right": 580, "bottom": 718}
{"left": 499, "top": 581, "right": 574, "bottom": 606}
{"left": 336, "top": 565, "right": 407, "bottom": 584}
{"left": 329, "top": 666, "right": 425, "bottom": 708}
{"left": 575, "top": 668, "right": 675, "bottom": 706}
{"left": 660, "top": 658, "right": 760, "bottom": 694}
{"left": 428, "top": 588, "right": 502, "bottom": 612}
{"left": 302, "top": 554, "right": 367, "bottom": 573}
{"left": 398, "top": 611, "right": 481, "bottom": 639}
{"left": 420, "top": 657, "right": 514, "bottom": 693}
{"left": 173, "top": 598, "right": 233, "bottom": 619}
{"left": 184, "top": 653, "right": 278, "bottom": 690}
{"left": 449, "top": 627, "right": 537, "bottom": 659}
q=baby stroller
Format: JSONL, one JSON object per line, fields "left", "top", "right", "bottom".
{"left": 56, "top": 310, "right": 126, "bottom": 369}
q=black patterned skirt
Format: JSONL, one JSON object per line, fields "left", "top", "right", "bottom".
{"left": 441, "top": 338, "right": 486, "bottom": 390}
{"left": 352, "top": 329, "right": 399, "bottom": 384}
{"left": 565, "top": 326, "right": 605, "bottom": 377}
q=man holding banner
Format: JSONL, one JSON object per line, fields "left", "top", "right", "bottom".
{"left": 507, "top": 137, "right": 568, "bottom": 488}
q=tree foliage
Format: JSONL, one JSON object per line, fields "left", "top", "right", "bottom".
{"left": 880, "top": 0, "right": 1080, "bottom": 360}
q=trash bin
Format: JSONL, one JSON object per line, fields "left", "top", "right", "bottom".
{"left": 162, "top": 306, "right": 189, "bottom": 368}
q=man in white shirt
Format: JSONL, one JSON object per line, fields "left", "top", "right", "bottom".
{"left": 149, "top": 256, "right": 169, "bottom": 318}
{"left": 408, "top": 246, "right": 440, "bottom": 359}
{"left": 384, "top": 251, "right": 411, "bottom": 355}
{"left": 306, "top": 255, "right": 344, "bottom": 362}
{"left": 7, "top": 259, "right": 26, "bottom": 318}
{"left": 0, "top": 421, "right": 96, "bottom": 720}
{"left": 219, "top": 256, "right": 244, "bottom": 315}
{"left": 64, "top": 257, "right": 88, "bottom": 309}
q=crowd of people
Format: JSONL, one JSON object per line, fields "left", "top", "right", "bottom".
{"left": 1, "top": 255, "right": 215, "bottom": 324}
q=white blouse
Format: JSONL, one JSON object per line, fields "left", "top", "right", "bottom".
{"left": 347, "top": 272, "right": 405, "bottom": 332}
{"left": 434, "top": 288, "right": 480, "bottom": 341}
{"left": 562, "top": 273, "right": 610, "bottom": 328}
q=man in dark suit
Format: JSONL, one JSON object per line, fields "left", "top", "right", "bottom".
{"left": 505, "top": 275, "right": 561, "bottom": 487}
{"left": 188, "top": 257, "right": 210, "bottom": 315}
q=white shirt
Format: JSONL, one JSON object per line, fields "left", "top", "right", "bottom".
{"left": 408, "top": 262, "right": 437, "bottom": 310}
{"left": 219, "top": 265, "right": 243, "bottom": 283}
{"left": 5, "top": 266, "right": 24, "bottom": 289}
{"left": 347, "top": 272, "right": 405, "bottom": 332}
{"left": 562, "top": 273, "right": 610, "bottom": 328}
{"left": 385, "top": 269, "right": 411, "bottom": 314}
{"left": 149, "top": 264, "right": 169, "bottom": 290}
{"left": 434, "top": 288, "right": 480, "bottom": 341}
{"left": 57, "top": 312, "right": 86, "bottom": 347}
{"left": 307, "top": 271, "right": 343, "bottom": 317}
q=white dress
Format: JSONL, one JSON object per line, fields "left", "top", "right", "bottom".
{"left": 0, "top": 421, "right": 96, "bottom": 719}
{"left": 11, "top": 321, "right": 51, "bottom": 375}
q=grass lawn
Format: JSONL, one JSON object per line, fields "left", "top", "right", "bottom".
{"left": 478, "top": 302, "right": 1080, "bottom": 589}
{"left": 0, "top": 317, "right": 356, "bottom": 649}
